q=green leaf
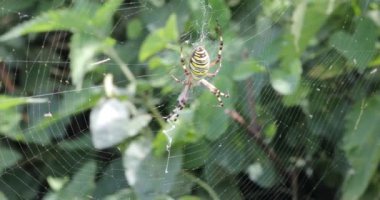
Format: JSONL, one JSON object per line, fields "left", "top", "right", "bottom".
{"left": 22, "top": 89, "right": 101, "bottom": 145}
{"left": 342, "top": 95, "right": 380, "bottom": 200}
{"left": 270, "top": 33, "right": 302, "bottom": 95}
{"left": 90, "top": 99, "right": 151, "bottom": 149}
{"left": 246, "top": 158, "right": 281, "bottom": 188}
{"left": 46, "top": 176, "right": 69, "bottom": 192}
{"left": 0, "top": 167, "right": 41, "bottom": 200}
{"left": 139, "top": 14, "right": 178, "bottom": 61}
{"left": 329, "top": 17, "right": 377, "bottom": 72}
{"left": 0, "top": 95, "right": 47, "bottom": 110}
{"left": 0, "top": 9, "right": 87, "bottom": 41}
{"left": 123, "top": 137, "right": 182, "bottom": 199}
{"left": 104, "top": 189, "right": 136, "bottom": 200}
{"left": 194, "top": 76, "right": 233, "bottom": 140}
{"left": 57, "top": 134, "right": 93, "bottom": 151}
{"left": 282, "top": 81, "right": 310, "bottom": 106}
{"left": 0, "top": 191, "right": 7, "bottom": 200}
{"left": 208, "top": 0, "right": 231, "bottom": 26}
{"left": 70, "top": 34, "right": 115, "bottom": 89}
{"left": 50, "top": 161, "right": 97, "bottom": 200}
{"left": 270, "top": 57, "right": 302, "bottom": 95}
{"left": 0, "top": 146, "right": 22, "bottom": 174}
{"left": 233, "top": 59, "right": 266, "bottom": 81}
{"left": 93, "top": 159, "right": 128, "bottom": 199}
{"left": 291, "top": 0, "right": 328, "bottom": 54}
{"left": 127, "top": 19, "right": 143, "bottom": 39}
{"left": 0, "top": 109, "right": 23, "bottom": 141}
{"left": 209, "top": 131, "right": 257, "bottom": 174}
{"left": 93, "top": 0, "right": 123, "bottom": 34}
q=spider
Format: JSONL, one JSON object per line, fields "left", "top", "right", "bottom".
{"left": 166, "top": 24, "right": 229, "bottom": 122}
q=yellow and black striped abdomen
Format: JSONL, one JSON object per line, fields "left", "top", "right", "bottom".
{"left": 189, "top": 46, "right": 210, "bottom": 80}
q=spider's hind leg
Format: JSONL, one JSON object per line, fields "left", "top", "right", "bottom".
{"left": 199, "top": 79, "right": 229, "bottom": 107}
{"left": 165, "top": 83, "right": 191, "bottom": 122}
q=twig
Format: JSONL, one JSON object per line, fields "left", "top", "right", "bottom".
{"left": 0, "top": 62, "right": 15, "bottom": 92}
{"left": 225, "top": 109, "right": 298, "bottom": 199}
{"left": 106, "top": 48, "right": 136, "bottom": 83}
{"left": 291, "top": 169, "right": 299, "bottom": 200}
{"left": 143, "top": 95, "right": 166, "bottom": 128}
{"left": 182, "top": 170, "right": 220, "bottom": 200}
{"left": 246, "top": 78, "right": 261, "bottom": 136}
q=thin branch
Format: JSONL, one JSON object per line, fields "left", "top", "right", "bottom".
{"left": 0, "top": 62, "right": 16, "bottom": 92}
{"left": 182, "top": 170, "right": 220, "bottom": 200}
{"left": 106, "top": 48, "right": 136, "bottom": 83}
{"left": 143, "top": 95, "right": 166, "bottom": 128}
{"left": 246, "top": 78, "right": 261, "bottom": 135}
{"left": 225, "top": 109, "right": 298, "bottom": 200}
{"left": 291, "top": 169, "right": 299, "bottom": 200}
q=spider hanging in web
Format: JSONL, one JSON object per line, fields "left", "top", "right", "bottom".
{"left": 165, "top": 23, "right": 229, "bottom": 122}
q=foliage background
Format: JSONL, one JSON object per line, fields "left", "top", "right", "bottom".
{"left": 0, "top": 0, "right": 380, "bottom": 200}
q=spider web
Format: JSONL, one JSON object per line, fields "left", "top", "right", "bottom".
{"left": 0, "top": 0, "right": 379, "bottom": 200}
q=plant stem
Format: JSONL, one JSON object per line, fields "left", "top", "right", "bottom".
{"left": 225, "top": 109, "right": 298, "bottom": 200}
{"left": 143, "top": 96, "right": 166, "bottom": 128}
{"left": 182, "top": 171, "right": 220, "bottom": 200}
{"left": 106, "top": 48, "right": 136, "bottom": 83}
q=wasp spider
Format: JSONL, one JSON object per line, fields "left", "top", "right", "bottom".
{"left": 166, "top": 24, "right": 229, "bottom": 122}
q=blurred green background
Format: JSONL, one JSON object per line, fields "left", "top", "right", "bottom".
{"left": 0, "top": 0, "right": 380, "bottom": 199}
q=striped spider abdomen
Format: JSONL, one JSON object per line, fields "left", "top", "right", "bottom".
{"left": 189, "top": 46, "right": 210, "bottom": 80}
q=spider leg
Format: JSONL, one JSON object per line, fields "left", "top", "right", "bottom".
{"left": 181, "top": 46, "right": 190, "bottom": 76}
{"left": 209, "top": 23, "right": 223, "bottom": 77}
{"left": 171, "top": 74, "right": 185, "bottom": 84}
{"left": 199, "top": 79, "right": 229, "bottom": 107}
{"left": 165, "top": 81, "right": 191, "bottom": 122}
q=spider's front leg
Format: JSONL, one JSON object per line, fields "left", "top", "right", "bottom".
{"left": 199, "top": 79, "right": 229, "bottom": 107}
{"left": 181, "top": 46, "right": 190, "bottom": 76}
{"left": 208, "top": 23, "right": 224, "bottom": 78}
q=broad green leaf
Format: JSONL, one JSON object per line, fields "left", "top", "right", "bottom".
{"left": 49, "top": 161, "right": 97, "bottom": 200}
{"left": 183, "top": 140, "right": 210, "bottom": 169}
{"left": 93, "top": 0, "right": 123, "bottom": 34}
{"left": 330, "top": 17, "right": 377, "bottom": 72}
{"left": 208, "top": 0, "right": 231, "bottom": 27}
{"left": 90, "top": 99, "right": 151, "bottom": 149}
{"left": 0, "top": 146, "right": 22, "bottom": 173}
{"left": 39, "top": 148, "right": 93, "bottom": 178}
{"left": 291, "top": 0, "right": 328, "bottom": 54}
{"left": 104, "top": 189, "right": 136, "bottom": 200}
{"left": 123, "top": 137, "right": 182, "bottom": 199}
{"left": 57, "top": 134, "right": 93, "bottom": 151}
{"left": 0, "top": 10, "right": 87, "bottom": 41}
{"left": 0, "top": 95, "right": 47, "bottom": 110}
{"left": 0, "top": 191, "right": 7, "bottom": 200}
{"left": 139, "top": 14, "right": 178, "bottom": 61}
{"left": 204, "top": 164, "right": 243, "bottom": 200}
{"left": 0, "top": 167, "right": 41, "bottom": 200}
{"left": 22, "top": 89, "right": 101, "bottom": 145}
{"left": 233, "top": 59, "right": 266, "bottom": 81}
{"left": 270, "top": 34, "right": 302, "bottom": 95}
{"left": 127, "top": 19, "right": 143, "bottom": 39}
{"left": 93, "top": 159, "right": 128, "bottom": 199}
{"left": 208, "top": 131, "right": 257, "bottom": 174}
{"left": 0, "top": 109, "right": 23, "bottom": 141}
{"left": 282, "top": 81, "right": 310, "bottom": 106}
{"left": 270, "top": 58, "right": 302, "bottom": 95}
{"left": 0, "top": 0, "right": 121, "bottom": 42}
{"left": 46, "top": 176, "right": 69, "bottom": 192}
{"left": 194, "top": 76, "right": 233, "bottom": 140}
{"left": 178, "top": 196, "right": 202, "bottom": 200}
{"left": 342, "top": 95, "right": 380, "bottom": 200}
{"left": 70, "top": 34, "right": 115, "bottom": 89}
{"left": 246, "top": 158, "right": 281, "bottom": 188}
